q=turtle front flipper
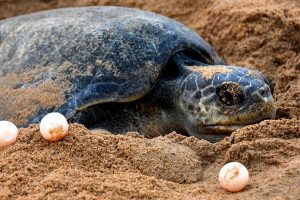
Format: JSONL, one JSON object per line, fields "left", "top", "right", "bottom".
{"left": 55, "top": 75, "right": 150, "bottom": 121}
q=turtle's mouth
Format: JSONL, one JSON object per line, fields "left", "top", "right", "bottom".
{"left": 199, "top": 124, "right": 248, "bottom": 138}
{"left": 206, "top": 108, "right": 275, "bottom": 133}
{"left": 192, "top": 101, "right": 276, "bottom": 141}
{"left": 206, "top": 124, "right": 246, "bottom": 131}
{"left": 211, "top": 100, "right": 276, "bottom": 125}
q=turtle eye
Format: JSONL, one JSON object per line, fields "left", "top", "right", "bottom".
{"left": 216, "top": 82, "right": 244, "bottom": 106}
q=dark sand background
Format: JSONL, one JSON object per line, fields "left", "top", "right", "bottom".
{"left": 0, "top": 0, "right": 299, "bottom": 199}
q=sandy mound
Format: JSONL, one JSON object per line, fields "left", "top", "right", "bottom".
{"left": 0, "top": 0, "right": 299, "bottom": 199}
{"left": 0, "top": 120, "right": 299, "bottom": 199}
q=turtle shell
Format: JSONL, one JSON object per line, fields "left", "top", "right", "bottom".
{"left": 0, "top": 6, "right": 222, "bottom": 126}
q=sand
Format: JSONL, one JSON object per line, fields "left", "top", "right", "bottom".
{"left": 0, "top": 0, "right": 299, "bottom": 199}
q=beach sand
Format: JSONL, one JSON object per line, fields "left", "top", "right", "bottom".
{"left": 0, "top": 0, "right": 299, "bottom": 199}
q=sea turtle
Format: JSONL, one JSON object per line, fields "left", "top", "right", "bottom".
{"left": 0, "top": 6, "right": 275, "bottom": 141}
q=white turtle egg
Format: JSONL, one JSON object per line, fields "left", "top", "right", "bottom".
{"left": 40, "top": 112, "right": 69, "bottom": 142}
{"left": 0, "top": 121, "right": 18, "bottom": 148}
{"left": 219, "top": 162, "right": 249, "bottom": 192}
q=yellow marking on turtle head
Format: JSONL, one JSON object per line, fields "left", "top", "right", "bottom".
{"left": 246, "top": 69, "right": 263, "bottom": 80}
{"left": 187, "top": 65, "right": 233, "bottom": 80}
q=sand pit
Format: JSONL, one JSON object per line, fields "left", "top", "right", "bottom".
{"left": 0, "top": 0, "right": 299, "bottom": 199}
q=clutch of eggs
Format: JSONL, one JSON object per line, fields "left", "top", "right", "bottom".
{"left": 0, "top": 112, "right": 69, "bottom": 149}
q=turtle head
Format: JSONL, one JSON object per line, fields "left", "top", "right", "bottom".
{"left": 179, "top": 65, "right": 276, "bottom": 142}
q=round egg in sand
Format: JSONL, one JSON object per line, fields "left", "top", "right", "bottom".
{"left": 219, "top": 162, "right": 249, "bottom": 192}
{"left": 0, "top": 121, "right": 18, "bottom": 148}
{"left": 40, "top": 112, "right": 69, "bottom": 142}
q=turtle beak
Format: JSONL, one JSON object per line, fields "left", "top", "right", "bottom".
{"left": 236, "top": 96, "right": 276, "bottom": 123}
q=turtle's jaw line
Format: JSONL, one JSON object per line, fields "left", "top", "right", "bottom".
{"left": 207, "top": 114, "right": 275, "bottom": 130}
{"left": 205, "top": 113, "right": 275, "bottom": 133}
{"left": 206, "top": 124, "right": 246, "bottom": 132}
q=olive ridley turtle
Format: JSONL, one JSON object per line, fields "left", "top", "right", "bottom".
{"left": 0, "top": 7, "right": 276, "bottom": 141}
